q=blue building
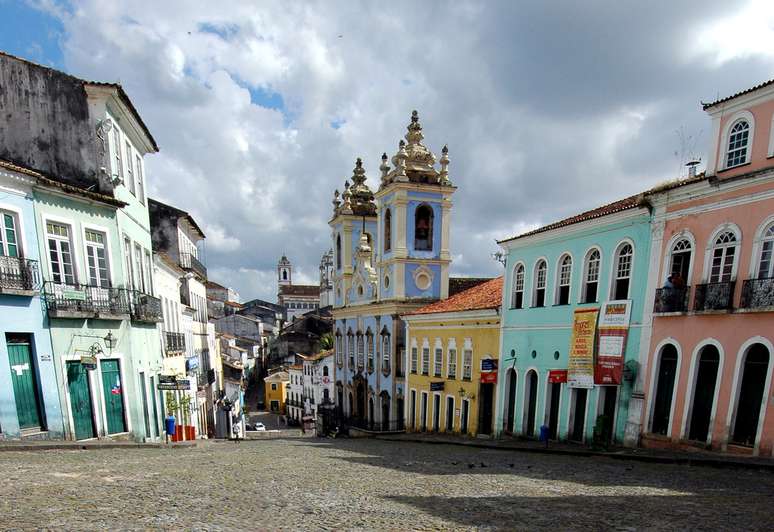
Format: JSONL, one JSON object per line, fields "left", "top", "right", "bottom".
{"left": 331, "top": 111, "right": 456, "bottom": 429}
{"left": 495, "top": 194, "right": 653, "bottom": 445}
{"left": 0, "top": 160, "right": 64, "bottom": 440}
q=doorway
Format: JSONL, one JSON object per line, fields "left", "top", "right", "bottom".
{"left": 6, "top": 335, "right": 43, "bottom": 430}
{"left": 139, "top": 372, "right": 151, "bottom": 439}
{"left": 410, "top": 390, "right": 416, "bottom": 429}
{"left": 381, "top": 394, "right": 390, "bottom": 431}
{"left": 396, "top": 398, "right": 404, "bottom": 430}
{"left": 432, "top": 394, "right": 440, "bottom": 432}
{"left": 732, "top": 343, "right": 770, "bottom": 446}
{"left": 505, "top": 368, "right": 517, "bottom": 433}
{"left": 597, "top": 386, "right": 618, "bottom": 444}
{"left": 688, "top": 345, "right": 720, "bottom": 442}
{"left": 546, "top": 381, "right": 561, "bottom": 440}
{"left": 569, "top": 388, "right": 588, "bottom": 442}
{"left": 524, "top": 370, "right": 538, "bottom": 437}
{"left": 460, "top": 399, "right": 469, "bottom": 434}
{"left": 101, "top": 359, "right": 127, "bottom": 434}
{"left": 651, "top": 344, "right": 678, "bottom": 435}
{"left": 66, "top": 361, "right": 96, "bottom": 440}
{"left": 420, "top": 392, "right": 428, "bottom": 431}
{"left": 368, "top": 397, "right": 374, "bottom": 429}
{"left": 478, "top": 383, "right": 494, "bottom": 435}
{"left": 445, "top": 396, "right": 454, "bottom": 432}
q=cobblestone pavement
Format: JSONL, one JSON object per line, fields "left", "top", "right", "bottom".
{"left": 1, "top": 438, "right": 773, "bottom": 531}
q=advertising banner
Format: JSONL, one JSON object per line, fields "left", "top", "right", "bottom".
{"left": 595, "top": 300, "right": 631, "bottom": 385}
{"left": 548, "top": 370, "right": 568, "bottom": 383}
{"left": 568, "top": 307, "right": 599, "bottom": 388}
{"left": 480, "top": 372, "right": 497, "bottom": 384}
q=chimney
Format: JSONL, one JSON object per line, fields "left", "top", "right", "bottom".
{"left": 686, "top": 159, "right": 700, "bottom": 178}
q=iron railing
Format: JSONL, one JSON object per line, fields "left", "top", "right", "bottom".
{"left": 0, "top": 256, "right": 40, "bottom": 292}
{"left": 694, "top": 281, "right": 735, "bottom": 312}
{"left": 164, "top": 331, "right": 186, "bottom": 354}
{"left": 653, "top": 286, "right": 690, "bottom": 313}
{"left": 180, "top": 253, "right": 207, "bottom": 279}
{"left": 43, "top": 282, "right": 130, "bottom": 317}
{"left": 740, "top": 277, "right": 774, "bottom": 309}
{"left": 129, "top": 290, "right": 163, "bottom": 322}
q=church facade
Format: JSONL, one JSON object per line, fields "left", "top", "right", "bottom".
{"left": 330, "top": 111, "right": 456, "bottom": 429}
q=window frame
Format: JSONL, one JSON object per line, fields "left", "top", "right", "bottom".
{"left": 580, "top": 247, "right": 602, "bottom": 304}
{"left": 704, "top": 225, "right": 741, "bottom": 284}
{"left": 83, "top": 228, "right": 111, "bottom": 288}
{"left": 554, "top": 253, "right": 573, "bottom": 305}
{"left": 511, "top": 262, "right": 525, "bottom": 309}
{"left": 433, "top": 339, "right": 443, "bottom": 377}
{"left": 719, "top": 111, "right": 756, "bottom": 171}
{"left": 384, "top": 208, "right": 392, "bottom": 252}
{"left": 532, "top": 258, "right": 547, "bottom": 308}
{"left": 0, "top": 209, "right": 22, "bottom": 258}
{"left": 725, "top": 119, "right": 751, "bottom": 169}
{"left": 135, "top": 153, "right": 145, "bottom": 205}
{"left": 45, "top": 219, "right": 77, "bottom": 286}
{"left": 447, "top": 338, "right": 457, "bottom": 379}
{"left": 421, "top": 341, "right": 430, "bottom": 376}
{"left": 414, "top": 204, "right": 434, "bottom": 251}
{"left": 611, "top": 241, "right": 634, "bottom": 301}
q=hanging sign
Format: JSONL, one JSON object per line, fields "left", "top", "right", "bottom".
{"left": 80, "top": 355, "right": 98, "bottom": 370}
{"left": 480, "top": 372, "right": 497, "bottom": 384}
{"left": 567, "top": 307, "right": 599, "bottom": 388}
{"left": 595, "top": 300, "right": 631, "bottom": 385}
{"left": 548, "top": 370, "right": 568, "bottom": 383}
{"left": 481, "top": 359, "right": 498, "bottom": 372}
{"left": 430, "top": 381, "right": 445, "bottom": 391}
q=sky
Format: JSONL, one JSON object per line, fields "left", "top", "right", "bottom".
{"left": 2, "top": 0, "right": 774, "bottom": 302}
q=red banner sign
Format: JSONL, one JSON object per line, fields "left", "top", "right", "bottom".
{"left": 594, "top": 301, "right": 632, "bottom": 385}
{"left": 548, "top": 370, "right": 568, "bottom": 383}
{"left": 480, "top": 372, "right": 497, "bottom": 384}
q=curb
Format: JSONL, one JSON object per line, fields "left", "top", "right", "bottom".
{"left": 376, "top": 436, "right": 774, "bottom": 471}
{"left": 0, "top": 441, "right": 198, "bottom": 452}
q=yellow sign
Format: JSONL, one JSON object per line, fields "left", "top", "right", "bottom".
{"left": 567, "top": 307, "right": 599, "bottom": 388}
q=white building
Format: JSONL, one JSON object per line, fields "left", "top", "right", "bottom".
{"left": 287, "top": 364, "right": 304, "bottom": 422}
{"left": 276, "top": 255, "right": 321, "bottom": 321}
{"left": 301, "top": 350, "right": 335, "bottom": 419}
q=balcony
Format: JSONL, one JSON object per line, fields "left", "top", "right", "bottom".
{"left": 43, "top": 282, "right": 130, "bottom": 319}
{"left": 129, "top": 291, "right": 163, "bottom": 323}
{"left": 180, "top": 252, "right": 207, "bottom": 279}
{"left": 740, "top": 277, "right": 774, "bottom": 310}
{"left": 693, "top": 281, "right": 735, "bottom": 312}
{"left": 653, "top": 287, "right": 690, "bottom": 314}
{"left": 164, "top": 331, "right": 186, "bottom": 355}
{"left": 0, "top": 256, "right": 40, "bottom": 295}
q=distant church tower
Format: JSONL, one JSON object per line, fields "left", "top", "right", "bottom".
{"left": 278, "top": 255, "right": 292, "bottom": 286}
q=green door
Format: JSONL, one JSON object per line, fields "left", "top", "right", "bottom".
{"left": 150, "top": 376, "right": 160, "bottom": 438}
{"left": 101, "top": 359, "right": 127, "bottom": 434}
{"left": 66, "top": 362, "right": 95, "bottom": 440}
{"left": 7, "top": 340, "right": 42, "bottom": 429}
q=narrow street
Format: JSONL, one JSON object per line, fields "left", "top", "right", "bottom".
{"left": 0, "top": 438, "right": 771, "bottom": 530}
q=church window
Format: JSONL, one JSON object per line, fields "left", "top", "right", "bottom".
{"left": 347, "top": 331, "right": 354, "bottom": 367}
{"left": 336, "top": 234, "right": 342, "bottom": 270}
{"left": 366, "top": 331, "right": 374, "bottom": 372}
{"left": 384, "top": 208, "right": 392, "bottom": 252}
{"left": 357, "top": 333, "right": 365, "bottom": 369}
{"left": 414, "top": 205, "right": 433, "bottom": 251}
{"left": 382, "top": 334, "right": 391, "bottom": 372}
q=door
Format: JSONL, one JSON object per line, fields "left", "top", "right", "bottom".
{"left": 525, "top": 371, "right": 538, "bottom": 436}
{"left": 505, "top": 369, "right": 517, "bottom": 433}
{"left": 651, "top": 345, "right": 678, "bottom": 435}
{"left": 460, "top": 400, "right": 469, "bottom": 434}
{"left": 100, "top": 359, "right": 127, "bottom": 434}
{"left": 410, "top": 391, "right": 416, "bottom": 429}
{"left": 150, "top": 376, "right": 160, "bottom": 438}
{"left": 139, "top": 372, "right": 151, "bottom": 439}
{"left": 420, "top": 393, "right": 428, "bottom": 431}
{"left": 570, "top": 388, "right": 588, "bottom": 442}
{"left": 547, "top": 382, "right": 561, "bottom": 440}
{"left": 599, "top": 386, "right": 618, "bottom": 444}
{"left": 66, "top": 361, "right": 95, "bottom": 440}
{"left": 7, "top": 339, "right": 42, "bottom": 429}
{"left": 478, "top": 383, "right": 494, "bottom": 435}
{"left": 732, "top": 344, "right": 770, "bottom": 446}
{"left": 432, "top": 394, "right": 440, "bottom": 432}
{"left": 688, "top": 346, "right": 720, "bottom": 442}
{"left": 445, "top": 396, "right": 454, "bottom": 432}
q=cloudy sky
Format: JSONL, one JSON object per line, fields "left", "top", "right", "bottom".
{"left": 2, "top": 0, "right": 774, "bottom": 301}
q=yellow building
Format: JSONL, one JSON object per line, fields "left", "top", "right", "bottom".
{"left": 403, "top": 278, "right": 502, "bottom": 437}
{"left": 264, "top": 371, "right": 289, "bottom": 413}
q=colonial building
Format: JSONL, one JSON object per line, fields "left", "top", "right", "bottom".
{"left": 637, "top": 79, "right": 774, "bottom": 456}
{"left": 331, "top": 111, "right": 456, "bottom": 430}
{"left": 404, "top": 277, "right": 501, "bottom": 436}
{"left": 277, "top": 255, "right": 321, "bottom": 321}
{"left": 286, "top": 364, "right": 304, "bottom": 422}
{"left": 302, "top": 349, "right": 335, "bottom": 419}
{"left": 264, "top": 370, "right": 289, "bottom": 413}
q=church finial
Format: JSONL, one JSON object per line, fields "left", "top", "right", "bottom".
{"left": 405, "top": 110, "right": 424, "bottom": 145}
{"left": 341, "top": 183, "right": 353, "bottom": 214}
{"left": 439, "top": 144, "right": 451, "bottom": 186}
{"left": 351, "top": 157, "right": 367, "bottom": 187}
{"left": 333, "top": 189, "right": 341, "bottom": 213}
{"left": 395, "top": 140, "right": 409, "bottom": 182}
{"left": 379, "top": 152, "right": 390, "bottom": 184}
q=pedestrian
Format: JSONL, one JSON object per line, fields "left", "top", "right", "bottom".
{"left": 663, "top": 275, "right": 674, "bottom": 289}
{"left": 672, "top": 271, "right": 685, "bottom": 289}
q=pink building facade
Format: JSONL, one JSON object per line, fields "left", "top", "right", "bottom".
{"left": 638, "top": 80, "right": 774, "bottom": 456}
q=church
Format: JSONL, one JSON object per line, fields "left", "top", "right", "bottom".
{"left": 276, "top": 255, "right": 321, "bottom": 321}
{"left": 330, "top": 111, "right": 456, "bottom": 429}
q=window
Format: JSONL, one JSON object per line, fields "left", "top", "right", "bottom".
{"left": 462, "top": 349, "right": 472, "bottom": 380}
{"left": 134, "top": 243, "right": 144, "bottom": 291}
{"left": 726, "top": 120, "right": 750, "bottom": 168}
{"left": 447, "top": 347, "right": 457, "bottom": 378}
{"left": 434, "top": 347, "right": 443, "bottom": 377}
{"left": 347, "top": 333, "right": 354, "bottom": 366}
{"left": 46, "top": 222, "right": 75, "bottom": 285}
{"left": 85, "top": 230, "right": 109, "bottom": 288}
{"left": 411, "top": 347, "right": 418, "bottom": 373}
{"left": 336, "top": 234, "right": 342, "bottom": 270}
{"left": 511, "top": 264, "right": 524, "bottom": 309}
{"left": 556, "top": 254, "right": 572, "bottom": 305}
{"left": 421, "top": 346, "right": 430, "bottom": 375}
{"left": 670, "top": 238, "right": 692, "bottom": 281}
{"left": 384, "top": 208, "right": 392, "bottom": 252}
{"left": 366, "top": 332, "right": 374, "bottom": 371}
{"left": 125, "top": 141, "right": 135, "bottom": 195}
{"left": 613, "top": 243, "right": 633, "bottom": 300}
{"left": 323, "top": 366, "right": 329, "bottom": 377}
{"left": 709, "top": 231, "right": 737, "bottom": 283}
{"left": 144, "top": 250, "right": 153, "bottom": 295}
{"left": 382, "top": 334, "right": 390, "bottom": 372}
{"left": 582, "top": 249, "right": 600, "bottom": 303}
{"left": 414, "top": 205, "right": 433, "bottom": 251}
{"left": 757, "top": 224, "right": 774, "bottom": 278}
{"left": 0, "top": 211, "right": 20, "bottom": 257}
{"left": 357, "top": 333, "right": 365, "bottom": 369}
{"left": 533, "top": 260, "right": 547, "bottom": 307}
{"left": 271, "top": 383, "right": 277, "bottom": 391}
{"left": 336, "top": 333, "right": 343, "bottom": 366}
{"left": 135, "top": 154, "right": 145, "bottom": 204}
{"left": 113, "top": 127, "right": 123, "bottom": 178}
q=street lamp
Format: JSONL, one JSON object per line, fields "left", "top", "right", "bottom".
{"left": 104, "top": 331, "right": 117, "bottom": 352}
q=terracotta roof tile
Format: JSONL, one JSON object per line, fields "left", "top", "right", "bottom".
{"left": 279, "top": 285, "right": 320, "bottom": 297}
{"left": 449, "top": 277, "right": 492, "bottom": 296}
{"left": 702, "top": 78, "right": 774, "bottom": 110}
{"left": 407, "top": 277, "right": 503, "bottom": 315}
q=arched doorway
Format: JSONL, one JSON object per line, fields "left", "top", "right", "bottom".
{"left": 505, "top": 368, "right": 517, "bottom": 433}
{"left": 688, "top": 344, "right": 720, "bottom": 442}
{"left": 524, "top": 370, "right": 538, "bottom": 437}
{"left": 368, "top": 397, "right": 374, "bottom": 429}
{"left": 732, "top": 343, "right": 770, "bottom": 446}
{"left": 396, "top": 397, "right": 404, "bottom": 430}
{"left": 348, "top": 392, "right": 354, "bottom": 418}
{"left": 651, "top": 344, "right": 678, "bottom": 435}
{"left": 381, "top": 393, "right": 390, "bottom": 431}
{"left": 355, "top": 380, "right": 366, "bottom": 421}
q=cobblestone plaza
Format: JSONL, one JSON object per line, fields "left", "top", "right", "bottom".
{"left": 1, "top": 438, "right": 772, "bottom": 530}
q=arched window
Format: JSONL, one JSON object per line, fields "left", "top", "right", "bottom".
{"left": 613, "top": 243, "right": 633, "bottom": 300}
{"left": 670, "top": 238, "right": 692, "bottom": 282}
{"left": 384, "top": 208, "right": 392, "bottom": 252}
{"left": 381, "top": 333, "right": 391, "bottom": 372}
{"left": 347, "top": 330, "right": 354, "bottom": 367}
{"left": 323, "top": 366, "right": 329, "bottom": 377}
{"left": 357, "top": 333, "right": 365, "bottom": 369}
{"left": 709, "top": 231, "right": 737, "bottom": 283}
{"left": 756, "top": 223, "right": 774, "bottom": 278}
{"left": 511, "top": 263, "right": 525, "bottom": 309}
{"left": 726, "top": 120, "right": 750, "bottom": 168}
{"left": 335, "top": 330, "right": 343, "bottom": 366}
{"left": 366, "top": 330, "right": 374, "bottom": 372}
{"left": 556, "top": 254, "right": 572, "bottom": 305}
{"left": 282, "top": 270, "right": 288, "bottom": 281}
{"left": 533, "top": 260, "right": 547, "bottom": 307}
{"left": 582, "top": 249, "right": 601, "bottom": 303}
{"left": 414, "top": 205, "right": 433, "bottom": 251}
{"left": 336, "top": 234, "right": 342, "bottom": 270}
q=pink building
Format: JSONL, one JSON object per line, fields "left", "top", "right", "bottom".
{"left": 640, "top": 79, "right": 774, "bottom": 456}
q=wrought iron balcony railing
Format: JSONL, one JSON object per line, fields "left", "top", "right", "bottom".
{"left": 653, "top": 286, "right": 690, "bottom": 313}
{"left": 129, "top": 290, "right": 163, "bottom": 323}
{"left": 739, "top": 277, "right": 774, "bottom": 310}
{"left": 693, "top": 281, "right": 735, "bottom": 312}
{"left": 0, "top": 256, "right": 40, "bottom": 293}
{"left": 43, "top": 282, "right": 130, "bottom": 318}
{"left": 164, "top": 331, "right": 186, "bottom": 354}
{"left": 180, "top": 252, "right": 207, "bottom": 279}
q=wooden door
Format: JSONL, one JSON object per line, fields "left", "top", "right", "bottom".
{"left": 100, "top": 359, "right": 127, "bottom": 434}
{"left": 7, "top": 340, "right": 42, "bottom": 429}
{"left": 66, "top": 362, "right": 95, "bottom": 440}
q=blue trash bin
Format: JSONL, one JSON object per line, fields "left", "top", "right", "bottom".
{"left": 165, "top": 415, "right": 176, "bottom": 439}
{"left": 539, "top": 425, "right": 550, "bottom": 442}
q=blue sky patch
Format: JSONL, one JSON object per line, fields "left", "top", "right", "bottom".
{"left": 0, "top": 0, "right": 65, "bottom": 68}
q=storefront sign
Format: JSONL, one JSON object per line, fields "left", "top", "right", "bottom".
{"left": 157, "top": 376, "right": 191, "bottom": 391}
{"left": 430, "top": 381, "right": 445, "bottom": 391}
{"left": 480, "top": 372, "right": 497, "bottom": 384}
{"left": 595, "top": 301, "right": 631, "bottom": 385}
{"left": 481, "top": 358, "right": 498, "bottom": 372}
{"left": 62, "top": 288, "right": 86, "bottom": 301}
{"left": 80, "top": 355, "right": 97, "bottom": 370}
{"left": 567, "top": 307, "right": 599, "bottom": 388}
{"left": 548, "top": 370, "right": 568, "bottom": 383}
